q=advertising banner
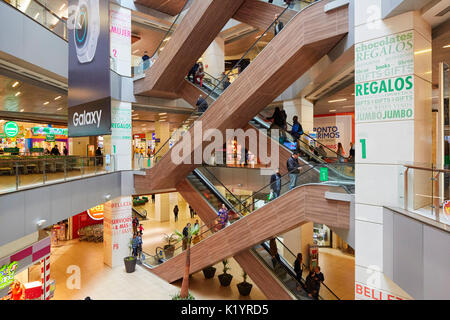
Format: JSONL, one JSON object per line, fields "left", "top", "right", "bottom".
{"left": 110, "top": 4, "right": 131, "bottom": 77}
{"left": 68, "top": 0, "right": 111, "bottom": 137}
{"left": 355, "top": 30, "right": 415, "bottom": 123}
{"left": 313, "top": 115, "right": 353, "bottom": 156}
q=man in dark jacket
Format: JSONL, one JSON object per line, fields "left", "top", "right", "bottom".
{"left": 270, "top": 170, "right": 281, "bottom": 199}
{"left": 196, "top": 95, "right": 209, "bottom": 113}
{"left": 188, "top": 62, "right": 199, "bottom": 83}
{"left": 51, "top": 145, "right": 60, "bottom": 156}
{"left": 274, "top": 14, "right": 284, "bottom": 35}
{"left": 287, "top": 152, "right": 300, "bottom": 189}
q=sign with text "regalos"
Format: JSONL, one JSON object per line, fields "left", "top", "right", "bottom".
{"left": 68, "top": 0, "right": 111, "bottom": 137}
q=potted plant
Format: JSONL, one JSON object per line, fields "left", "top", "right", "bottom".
{"left": 124, "top": 238, "right": 136, "bottom": 273}
{"left": 163, "top": 233, "right": 177, "bottom": 259}
{"left": 202, "top": 265, "right": 216, "bottom": 279}
{"left": 218, "top": 260, "right": 233, "bottom": 286}
{"left": 237, "top": 270, "right": 253, "bottom": 296}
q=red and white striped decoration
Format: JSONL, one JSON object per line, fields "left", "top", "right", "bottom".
{"left": 40, "top": 255, "right": 51, "bottom": 300}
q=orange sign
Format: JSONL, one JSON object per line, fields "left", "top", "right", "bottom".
{"left": 87, "top": 205, "right": 104, "bottom": 220}
{"left": 443, "top": 200, "right": 450, "bottom": 221}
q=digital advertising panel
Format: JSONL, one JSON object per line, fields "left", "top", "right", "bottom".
{"left": 68, "top": 0, "right": 111, "bottom": 137}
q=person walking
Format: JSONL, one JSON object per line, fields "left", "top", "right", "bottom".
{"left": 189, "top": 205, "right": 195, "bottom": 219}
{"left": 287, "top": 152, "right": 300, "bottom": 190}
{"left": 270, "top": 170, "right": 281, "bottom": 199}
{"left": 142, "top": 51, "right": 150, "bottom": 70}
{"left": 138, "top": 224, "right": 144, "bottom": 235}
{"left": 188, "top": 62, "right": 199, "bottom": 83}
{"left": 173, "top": 205, "right": 179, "bottom": 222}
{"left": 217, "top": 204, "right": 229, "bottom": 229}
{"left": 136, "top": 233, "right": 143, "bottom": 259}
{"left": 294, "top": 253, "right": 307, "bottom": 291}
{"left": 312, "top": 266, "right": 324, "bottom": 299}
{"left": 290, "top": 116, "right": 303, "bottom": 140}
{"left": 196, "top": 94, "right": 209, "bottom": 113}
{"left": 195, "top": 62, "right": 205, "bottom": 87}
{"left": 132, "top": 217, "right": 139, "bottom": 234}
{"left": 51, "top": 145, "right": 60, "bottom": 156}
{"left": 349, "top": 142, "right": 355, "bottom": 172}
{"left": 266, "top": 107, "right": 285, "bottom": 138}
{"left": 274, "top": 14, "right": 284, "bottom": 35}
{"left": 337, "top": 142, "right": 345, "bottom": 163}
{"left": 182, "top": 223, "right": 190, "bottom": 251}
{"left": 63, "top": 146, "right": 68, "bottom": 156}
{"left": 269, "top": 238, "right": 280, "bottom": 268}
{"left": 131, "top": 234, "right": 139, "bottom": 257}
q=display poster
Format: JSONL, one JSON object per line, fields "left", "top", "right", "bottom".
{"left": 110, "top": 4, "right": 131, "bottom": 77}
{"left": 355, "top": 31, "right": 415, "bottom": 123}
{"left": 68, "top": 0, "right": 111, "bottom": 137}
{"left": 313, "top": 115, "right": 353, "bottom": 156}
{"left": 111, "top": 100, "right": 132, "bottom": 170}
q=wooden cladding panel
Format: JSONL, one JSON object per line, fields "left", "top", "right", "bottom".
{"left": 150, "top": 184, "right": 350, "bottom": 282}
{"left": 233, "top": 0, "right": 297, "bottom": 30}
{"left": 134, "top": 0, "right": 246, "bottom": 97}
{"left": 134, "top": 0, "right": 187, "bottom": 16}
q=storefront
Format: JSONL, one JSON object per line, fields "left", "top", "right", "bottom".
{"left": 0, "top": 121, "right": 68, "bottom": 155}
{"left": 0, "top": 237, "right": 54, "bottom": 300}
{"left": 313, "top": 223, "right": 332, "bottom": 247}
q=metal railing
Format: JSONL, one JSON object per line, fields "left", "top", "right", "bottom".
{"left": 0, "top": 155, "right": 116, "bottom": 194}
{"left": 3, "top": 0, "right": 67, "bottom": 40}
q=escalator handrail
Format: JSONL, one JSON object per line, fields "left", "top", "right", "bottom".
{"left": 132, "top": 207, "right": 147, "bottom": 219}
{"left": 145, "top": 1, "right": 309, "bottom": 163}
{"left": 149, "top": 0, "right": 192, "bottom": 60}
{"left": 272, "top": 237, "right": 341, "bottom": 300}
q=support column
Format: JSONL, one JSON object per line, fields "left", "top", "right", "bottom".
{"left": 103, "top": 196, "right": 133, "bottom": 267}
{"left": 202, "top": 36, "right": 225, "bottom": 80}
{"left": 283, "top": 98, "right": 314, "bottom": 132}
{"left": 177, "top": 193, "right": 190, "bottom": 219}
{"left": 155, "top": 194, "right": 170, "bottom": 222}
{"left": 40, "top": 255, "right": 50, "bottom": 300}
{"left": 282, "top": 222, "right": 313, "bottom": 267}
{"left": 155, "top": 121, "right": 170, "bottom": 157}
{"left": 354, "top": 2, "right": 432, "bottom": 300}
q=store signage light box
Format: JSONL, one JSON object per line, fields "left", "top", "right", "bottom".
{"left": 0, "top": 262, "right": 18, "bottom": 290}
{"left": 4, "top": 122, "right": 19, "bottom": 138}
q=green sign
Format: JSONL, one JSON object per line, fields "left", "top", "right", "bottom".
{"left": 0, "top": 261, "right": 18, "bottom": 290}
{"left": 320, "top": 167, "right": 329, "bottom": 182}
{"left": 360, "top": 139, "right": 367, "bottom": 159}
{"left": 3, "top": 148, "right": 19, "bottom": 153}
{"left": 30, "top": 148, "right": 44, "bottom": 153}
{"left": 31, "top": 127, "right": 68, "bottom": 136}
{"left": 4, "top": 121, "right": 19, "bottom": 138}
{"left": 46, "top": 134, "right": 56, "bottom": 142}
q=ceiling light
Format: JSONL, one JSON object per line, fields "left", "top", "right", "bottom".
{"left": 158, "top": 112, "right": 167, "bottom": 115}
{"left": 442, "top": 45, "right": 450, "bottom": 49}
{"left": 43, "top": 102, "right": 49, "bottom": 105}
{"left": 159, "top": 47, "right": 164, "bottom": 51}
{"left": 12, "top": 82, "right": 19, "bottom": 88}
{"left": 54, "top": 96, "right": 61, "bottom": 100}
{"left": 57, "top": 107, "right": 62, "bottom": 111}
{"left": 34, "top": 12, "right": 40, "bottom": 19}
{"left": 15, "top": 92, "right": 21, "bottom": 96}
{"left": 342, "top": 105, "right": 353, "bottom": 109}
{"left": 59, "top": 3, "right": 66, "bottom": 10}
{"left": 20, "top": 109, "right": 24, "bottom": 112}
{"left": 328, "top": 98, "right": 347, "bottom": 103}
{"left": 163, "top": 37, "right": 171, "bottom": 42}
{"left": 329, "top": 109, "right": 336, "bottom": 112}
{"left": 414, "top": 48, "right": 431, "bottom": 55}
{"left": 132, "top": 49, "right": 139, "bottom": 54}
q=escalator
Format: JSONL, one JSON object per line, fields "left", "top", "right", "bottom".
{"left": 132, "top": 207, "right": 148, "bottom": 220}
{"left": 134, "top": 0, "right": 349, "bottom": 193}
{"left": 142, "top": 163, "right": 349, "bottom": 299}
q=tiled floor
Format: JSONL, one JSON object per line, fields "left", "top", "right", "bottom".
{"left": 318, "top": 247, "right": 355, "bottom": 300}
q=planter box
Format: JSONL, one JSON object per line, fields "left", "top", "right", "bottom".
{"left": 237, "top": 282, "right": 253, "bottom": 296}
{"left": 218, "top": 273, "right": 233, "bottom": 287}
{"left": 124, "top": 256, "right": 136, "bottom": 273}
{"left": 202, "top": 266, "right": 216, "bottom": 279}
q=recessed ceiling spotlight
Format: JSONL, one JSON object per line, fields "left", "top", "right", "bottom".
{"left": 54, "top": 96, "right": 61, "bottom": 100}
{"left": 328, "top": 98, "right": 347, "bottom": 103}
{"left": 158, "top": 112, "right": 167, "bottom": 115}
{"left": 15, "top": 92, "right": 21, "bottom": 96}
{"left": 12, "top": 82, "right": 19, "bottom": 88}
{"left": 20, "top": 109, "right": 24, "bottom": 112}
{"left": 34, "top": 12, "right": 40, "bottom": 19}
{"left": 43, "top": 102, "right": 49, "bottom": 105}
{"left": 57, "top": 107, "right": 62, "bottom": 111}
{"left": 329, "top": 109, "right": 336, "bottom": 112}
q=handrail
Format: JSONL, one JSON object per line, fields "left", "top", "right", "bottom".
{"left": 2, "top": 0, "right": 68, "bottom": 41}
{"left": 403, "top": 164, "right": 450, "bottom": 173}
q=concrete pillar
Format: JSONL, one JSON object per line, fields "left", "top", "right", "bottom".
{"left": 283, "top": 98, "right": 314, "bottom": 132}
{"left": 103, "top": 196, "right": 133, "bottom": 267}
{"left": 354, "top": 1, "right": 432, "bottom": 300}
{"left": 282, "top": 222, "right": 314, "bottom": 267}
{"left": 177, "top": 193, "right": 190, "bottom": 219}
{"left": 155, "top": 193, "right": 170, "bottom": 222}
{"left": 155, "top": 121, "right": 170, "bottom": 157}
{"left": 202, "top": 36, "right": 225, "bottom": 80}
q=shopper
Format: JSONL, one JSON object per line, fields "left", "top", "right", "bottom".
{"left": 131, "top": 234, "right": 139, "bottom": 257}
{"left": 192, "top": 220, "right": 201, "bottom": 244}
{"left": 269, "top": 238, "right": 280, "bottom": 268}
{"left": 196, "top": 94, "right": 209, "bottom": 113}
{"left": 217, "top": 204, "right": 229, "bottom": 229}
{"left": 63, "top": 146, "right": 68, "bottom": 156}
{"left": 51, "top": 145, "right": 60, "bottom": 156}
{"left": 305, "top": 270, "right": 317, "bottom": 298}
{"left": 274, "top": 14, "right": 284, "bottom": 35}
{"left": 136, "top": 233, "right": 143, "bottom": 259}
{"left": 316, "top": 145, "right": 327, "bottom": 159}
{"left": 189, "top": 205, "right": 195, "bottom": 219}
{"left": 294, "top": 253, "right": 306, "bottom": 291}
{"left": 223, "top": 75, "right": 231, "bottom": 90}
{"left": 270, "top": 170, "right": 281, "bottom": 199}
{"left": 182, "top": 223, "right": 190, "bottom": 251}
{"left": 195, "top": 62, "right": 205, "bottom": 87}
{"left": 95, "top": 147, "right": 103, "bottom": 165}
{"left": 290, "top": 116, "right": 304, "bottom": 140}
{"left": 188, "top": 62, "right": 199, "bottom": 83}
{"left": 337, "top": 142, "right": 345, "bottom": 163}
{"left": 349, "top": 142, "right": 355, "bottom": 172}
{"left": 287, "top": 152, "right": 300, "bottom": 190}
{"left": 311, "top": 266, "right": 324, "bottom": 299}
{"left": 173, "top": 205, "right": 179, "bottom": 222}
{"left": 139, "top": 224, "right": 144, "bottom": 235}
{"left": 142, "top": 51, "right": 150, "bottom": 70}
{"left": 132, "top": 217, "right": 139, "bottom": 234}
{"left": 266, "top": 107, "right": 285, "bottom": 137}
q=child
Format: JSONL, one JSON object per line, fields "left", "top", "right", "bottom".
{"left": 139, "top": 224, "right": 144, "bottom": 235}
